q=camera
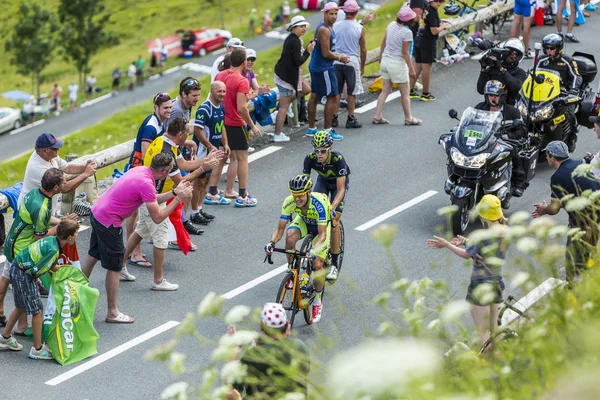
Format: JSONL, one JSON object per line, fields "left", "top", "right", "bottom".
{"left": 478, "top": 40, "right": 510, "bottom": 69}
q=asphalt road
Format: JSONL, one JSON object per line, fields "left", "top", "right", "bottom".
{"left": 1, "top": 18, "right": 599, "bottom": 400}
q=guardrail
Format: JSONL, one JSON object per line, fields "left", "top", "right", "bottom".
{"left": 0, "top": 2, "right": 512, "bottom": 213}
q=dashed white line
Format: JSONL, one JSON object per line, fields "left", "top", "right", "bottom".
{"left": 10, "top": 119, "right": 46, "bottom": 135}
{"left": 44, "top": 320, "right": 180, "bottom": 386}
{"left": 354, "top": 91, "right": 400, "bottom": 114}
{"left": 221, "top": 264, "right": 288, "bottom": 299}
{"left": 355, "top": 190, "right": 438, "bottom": 231}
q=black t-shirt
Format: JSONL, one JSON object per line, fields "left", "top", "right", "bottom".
{"left": 409, "top": 0, "right": 426, "bottom": 37}
{"left": 420, "top": 4, "right": 441, "bottom": 41}
{"left": 550, "top": 159, "right": 600, "bottom": 227}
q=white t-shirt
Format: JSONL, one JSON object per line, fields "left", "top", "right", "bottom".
{"left": 128, "top": 64, "right": 137, "bottom": 78}
{"left": 23, "top": 102, "right": 33, "bottom": 113}
{"left": 211, "top": 55, "right": 225, "bottom": 83}
{"left": 18, "top": 151, "right": 69, "bottom": 214}
{"left": 86, "top": 76, "right": 96, "bottom": 87}
{"left": 68, "top": 84, "right": 78, "bottom": 100}
{"left": 382, "top": 21, "right": 413, "bottom": 61}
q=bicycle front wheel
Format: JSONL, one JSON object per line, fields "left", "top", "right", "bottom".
{"left": 276, "top": 270, "right": 298, "bottom": 328}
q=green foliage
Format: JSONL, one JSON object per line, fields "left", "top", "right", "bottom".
{"left": 57, "top": 0, "right": 119, "bottom": 86}
{"left": 4, "top": 1, "right": 59, "bottom": 97}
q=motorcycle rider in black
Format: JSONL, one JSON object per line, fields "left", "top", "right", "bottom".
{"left": 475, "top": 80, "right": 528, "bottom": 197}
{"left": 536, "top": 33, "right": 583, "bottom": 152}
{"left": 477, "top": 38, "right": 528, "bottom": 106}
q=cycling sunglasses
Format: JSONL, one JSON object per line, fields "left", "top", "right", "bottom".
{"left": 153, "top": 92, "right": 170, "bottom": 105}
{"left": 247, "top": 57, "right": 257, "bottom": 62}
{"left": 314, "top": 148, "right": 330, "bottom": 154}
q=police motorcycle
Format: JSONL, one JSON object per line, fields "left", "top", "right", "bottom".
{"left": 439, "top": 107, "right": 537, "bottom": 234}
{"left": 516, "top": 43, "right": 597, "bottom": 154}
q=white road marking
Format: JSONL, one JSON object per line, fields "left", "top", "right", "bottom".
{"left": 78, "top": 224, "right": 90, "bottom": 232}
{"left": 501, "top": 277, "right": 566, "bottom": 327}
{"left": 221, "top": 145, "right": 282, "bottom": 175}
{"left": 80, "top": 93, "right": 113, "bottom": 109}
{"left": 354, "top": 91, "right": 401, "bottom": 114}
{"left": 10, "top": 119, "right": 46, "bottom": 135}
{"left": 221, "top": 264, "right": 288, "bottom": 299}
{"left": 355, "top": 190, "right": 438, "bottom": 231}
{"left": 44, "top": 320, "right": 180, "bottom": 386}
{"left": 163, "top": 65, "right": 182, "bottom": 75}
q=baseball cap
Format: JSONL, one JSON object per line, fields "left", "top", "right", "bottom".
{"left": 36, "top": 133, "right": 64, "bottom": 149}
{"left": 261, "top": 302, "right": 287, "bottom": 328}
{"left": 227, "top": 38, "right": 245, "bottom": 48}
{"left": 288, "top": 15, "right": 310, "bottom": 31}
{"left": 246, "top": 48, "right": 257, "bottom": 59}
{"left": 322, "top": 1, "right": 339, "bottom": 12}
{"left": 477, "top": 194, "right": 503, "bottom": 221}
{"left": 398, "top": 3, "right": 417, "bottom": 21}
{"left": 589, "top": 115, "right": 600, "bottom": 125}
{"left": 543, "top": 140, "right": 569, "bottom": 158}
{"left": 343, "top": 0, "right": 360, "bottom": 12}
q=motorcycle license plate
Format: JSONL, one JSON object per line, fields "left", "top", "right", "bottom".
{"left": 553, "top": 114, "right": 566, "bottom": 125}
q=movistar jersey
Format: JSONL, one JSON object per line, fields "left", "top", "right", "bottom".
{"left": 280, "top": 192, "right": 331, "bottom": 226}
{"left": 194, "top": 100, "right": 225, "bottom": 158}
{"left": 4, "top": 188, "right": 52, "bottom": 262}
{"left": 15, "top": 236, "right": 61, "bottom": 277}
{"left": 302, "top": 151, "right": 350, "bottom": 182}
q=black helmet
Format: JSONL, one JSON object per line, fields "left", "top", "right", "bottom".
{"left": 542, "top": 33, "right": 564, "bottom": 56}
{"left": 484, "top": 80, "right": 507, "bottom": 106}
{"left": 288, "top": 174, "right": 313, "bottom": 195}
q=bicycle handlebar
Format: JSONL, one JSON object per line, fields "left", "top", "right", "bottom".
{"left": 263, "top": 248, "right": 311, "bottom": 265}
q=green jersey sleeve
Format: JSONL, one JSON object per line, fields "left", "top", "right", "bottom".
{"left": 280, "top": 195, "right": 296, "bottom": 221}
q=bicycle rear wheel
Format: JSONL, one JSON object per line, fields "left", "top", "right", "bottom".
{"left": 297, "top": 235, "right": 317, "bottom": 325}
{"left": 276, "top": 270, "right": 298, "bottom": 328}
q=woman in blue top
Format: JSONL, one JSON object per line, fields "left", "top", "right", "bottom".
{"left": 427, "top": 194, "right": 508, "bottom": 350}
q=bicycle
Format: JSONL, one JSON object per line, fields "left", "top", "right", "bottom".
{"left": 478, "top": 295, "right": 528, "bottom": 354}
{"left": 324, "top": 219, "right": 345, "bottom": 282}
{"left": 265, "top": 235, "right": 321, "bottom": 328}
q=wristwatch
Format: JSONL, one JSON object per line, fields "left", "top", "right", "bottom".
{"left": 171, "top": 188, "right": 177, "bottom": 197}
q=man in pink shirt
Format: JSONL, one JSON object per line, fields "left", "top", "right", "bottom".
{"left": 80, "top": 153, "right": 193, "bottom": 323}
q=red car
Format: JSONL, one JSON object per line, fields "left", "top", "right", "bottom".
{"left": 146, "top": 28, "right": 233, "bottom": 58}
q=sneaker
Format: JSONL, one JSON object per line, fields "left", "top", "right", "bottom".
{"left": 409, "top": 90, "right": 420, "bottom": 99}
{"left": 235, "top": 194, "right": 258, "bottom": 208}
{"left": 28, "top": 343, "right": 53, "bottom": 360}
{"left": 326, "top": 265, "right": 339, "bottom": 281}
{"left": 0, "top": 335, "right": 22, "bottom": 351}
{"left": 272, "top": 133, "right": 291, "bottom": 142}
{"left": 565, "top": 33, "right": 580, "bottom": 43}
{"left": 329, "top": 130, "right": 344, "bottom": 141}
{"left": 585, "top": 3, "right": 595, "bottom": 10}
{"left": 356, "top": 99, "right": 366, "bottom": 108}
{"left": 190, "top": 214, "right": 211, "bottom": 226}
{"left": 346, "top": 117, "right": 362, "bottom": 129}
{"left": 204, "top": 193, "right": 231, "bottom": 205}
{"left": 415, "top": 82, "right": 423, "bottom": 91}
{"left": 332, "top": 114, "right": 339, "bottom": 128}
{"left": 248, "top": 146, "right": 255, "bottom": 153}
{"left": 120, "top": 267, "right": 136, "bottom": 281}
{"left": 420, "top": 93, "right": 436, "bottom": 102}
{"left": 311, "top": 303, "right": 323, "bottom": 323}
{"left": 306, "top": 127, "right": 318, "bottom": 137}
{"left": 557, "top": 31, "right": 565, "bottom": 38}
{"left": 168, "top": 242, "right": 198, "bottom": 251}
{"left": 199, "top": 209, "right": 215, "bottom": 220}
{"left": 151, "top": 279, "right": 179, "bottom": 291}
{"left": 183, "top": 220, "right": 204, "bottom": 235}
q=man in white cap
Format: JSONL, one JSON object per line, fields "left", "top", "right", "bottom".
{"left": 211, "top": 37, "right": 245, "bottom": 83}
{"left": 229, "top": 303, "right": 310, "bottom": 398}
{"left": 282, "top": 1, "right": 291, "bottom": 24}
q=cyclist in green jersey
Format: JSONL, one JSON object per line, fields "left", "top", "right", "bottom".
{"left": 265, "top": 174, "right": 331, "bottom": 323}
{"left": 302, "top": 130, "right": 349, "bottom": 281}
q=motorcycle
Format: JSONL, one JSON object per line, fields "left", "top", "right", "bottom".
{"left": 516, "top": 51, "right": 598, "bottom": 152}
{"left": 439, "top": 107, "right": 538, "bottom": 235}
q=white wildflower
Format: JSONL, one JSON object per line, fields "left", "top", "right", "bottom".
{"left": 211, "top": 344, "right": 239, "bottom": 362}
{"left": 175, "top": 312, "right": 196, "bottom": 337}
{"left": 378, "top": 321, "right": 393, "bottom": 335}
{"left": 472, "top": 283, "right": 496, "bottom": 305}
{"left": 279, "top": 393, "right": 306, "bottom": 400}
{"left": 437, "top": 205, "right": 458, "bottom": 216}
{"left": 220, "top": 360, "right": 247, "bottom": 384}
{"left": 440, "top": 300, "right": 470, "bottom": 322}
{"left": 507, "top": 225, "right": 528, "bottom": 240}
{"left": 327, "top": 339, "right": 441, "bottom": 398}
{"left": 467, "top": 228, "right": 497, "bottom": 245}
{"left": 516, "top": 237, "right": 539, "bottom": 254}
{"left": 197, "top": 291, "right": 224, "bottom": 318}
{"left": 219, "top": 330, "right": 259, "bottom": 347}
{"left": 564, "top": 197, "right": 591, "bottom": 212}
{"left": 509, "top": 272, "right": 530, "bottom": 289}
{"left": 210, "top": 385, "right": 232, "bottom": 400}
{"left": 427, "top": 319, "right": 440, "bottom": 331}
{"left": 371, "top": 224, "right": 397, "bottom": 247}
{"left": 548, "top": 225, "right": 569, "bottom": 238}
{"left": 572, "top": 162, "right": 593, "bottom": 178}
{"left": 224, "top": 305, "right": 251, "bottom": 325}
{"left": 168, "top": 352, "right": 186, "bottom": 376}
{"left": 508, "top": 211, "right": 531, "bottom": 226}
{"left": 391, "top": 278, "right": 409, "bottom": 290}
{"left": 160, "top": 382, "right": 189, "bottom": 400}
{"left": 501, "top": 366, "right": 512, "bottom": 374}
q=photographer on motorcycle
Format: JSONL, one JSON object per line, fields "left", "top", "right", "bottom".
{"left": 537, "top": 33, "right": 583, "bottom": 151}
{"left": 475, "top": 80, "right": 528, "bottom": 197}
{"left": 477, "top": 39, "right": 527, "bottom": 106}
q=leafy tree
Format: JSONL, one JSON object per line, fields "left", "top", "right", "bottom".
{"left": 58, "top": 0, "right": 119, "bottom": 86}
{"left": 5, "top": 1, "right": 59, "bottom": 98}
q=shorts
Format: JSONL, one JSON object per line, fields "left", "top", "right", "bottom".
{"left": 112, "top": 78, "right": 120, "bottom": 87}
{"left": 69, "top": 94, "right": 77, "bottom": 103}
{"left": 2, "top": 259, "right": 10, "bottom": 279}
{"left": 287, "top": 215, "right": 331, "bottom": 260}
{"left": 466, "top": 278, "right": 505, "bottom": 306}
{"left": 88, "top": 212, "right": 125, "bottom": 272}
{"left": 310, "top": 69, "right": 339, "bottom": 98}
{"left": 136, "top": 203, "right": 169, "bottom": 249}
{"left": 380, "top": 56, "right": 409, "bottom": 84}
{"left": 226, "top": 125, "right": 250, "bottom": 151}
{"left": 314, "top": 175, "right": 349, "bottom": 214}
{"left": 334, "top": 64, "right": 357, "bottom": 96}
{"left": 276, "top": 83, "right": 295, "bottom": 97}
{"left": 414, "top": 38, "right": 436, "bottom": 64}
{"left": 87, "top": 86, "right": 94, "bottom": 94}
{"left": 514, "top": 0, "right": 533, "bottom": 17}
{"left": 10, "top": 261, "right": 43, "bottom": 315}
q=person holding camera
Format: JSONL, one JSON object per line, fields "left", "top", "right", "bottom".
{"left": 475, "top": 81, "right": 528, "bottom": 197}
{"left": 477, "top": 39, "right": 527, "bottom": 106}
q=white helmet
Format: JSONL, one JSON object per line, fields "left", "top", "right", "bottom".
{"left": 502, "top": 38, "right": 524, "bottom": 61}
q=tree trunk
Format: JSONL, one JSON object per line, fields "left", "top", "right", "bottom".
{"left": 31, "top": 73, "right": 35, "bottom": 98}
{"left": 35, "top": 71, "right": 40, "bottom": 99}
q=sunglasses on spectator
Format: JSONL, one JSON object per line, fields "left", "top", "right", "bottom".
{"left": 184, "top": 79, "right": 199, "bottom": 86}
{"left": 153, "top": 92, "right": 170, "bottom": 105}
{"left": 314, "top": 148, "right": 329, "bottom": 154}
{"left": 247, "top": 57, "right": 256, "bottom": 62}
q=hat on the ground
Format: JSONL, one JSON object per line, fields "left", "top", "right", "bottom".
{"left": 398, "top": 3, "right": 417, "bottom": 21}
{"left": 227, "top": 37, "right": 245, "bottom": 48}
{"left": 322, "top": 1, "right": 339, "bottom": 12}
{"left": 343, "top": 0, "right": 360, "bottom": 12}
{"left": 36, "top": 133, "right": 64, "bottom": 149}
{"left": 478, "top": 194, "right": 503, "bottom": 221}
{"left": 288, "top": 15, "right": 310, "bottom": 31}
{"left": 543, "top": 140, "right": 569, "bottom": 158}
{"left": 246, "top": 48, "right": 257, "bottom": 59}
{"left": 261, "top": 303, "right": 287, "bottom": 328}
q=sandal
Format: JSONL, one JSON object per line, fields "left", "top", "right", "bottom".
{"left": 105, "top": 312, "right": 135, "bottom": 324}
{"left": 128, "top": 258, "right": 152, "bottom": 268}
{"left": 372, "top": 117, "right": 390, "bottom": 125}
{"left": 405, "top": 117, "right": 423, "bottom": 126}
{"left": 583, "top": 11, "right": 591, "bottom": 17}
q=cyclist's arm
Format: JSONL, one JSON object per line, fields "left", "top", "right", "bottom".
{"left": 270, "top": 218, "right": 288, "bottom": 244}
{"left": 312, "top": 223, "right": 329, "bottom": 254}
{"left": 331, "top": 176, "right": 346, "bottom": 211}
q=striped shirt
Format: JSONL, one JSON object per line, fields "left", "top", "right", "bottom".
{"left": 382, "top": 22, "right": 413, "bottom": 61}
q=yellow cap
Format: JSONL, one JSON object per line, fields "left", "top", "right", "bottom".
{"left": 478, "top": 195, "right": 504, "bottom": 221}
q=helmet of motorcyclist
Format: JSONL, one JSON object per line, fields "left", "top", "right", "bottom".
{"left": 484, "top": 80, "right": 507, "bottom": 107}
{"left": 288, "top": 174, "right": 313, "bottom": 195}
{"left": 311, "top": 130, "right": 334, "bottom": 149}
{"left": 542, "top": 33, "right": 564, "bottom": 58}
{"left": 501, "top": 38, "right": 524, "bottom": 68}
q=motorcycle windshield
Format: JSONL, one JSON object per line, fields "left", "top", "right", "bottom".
{"left": 455, "top": 107, "right": 502, "bottom": 153}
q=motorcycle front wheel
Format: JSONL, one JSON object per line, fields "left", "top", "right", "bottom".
{"left": 451, "top": 196, "right": 471, "bottom": 236}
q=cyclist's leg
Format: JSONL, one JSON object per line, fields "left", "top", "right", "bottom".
{"left": 310, "top": 224, "right": 331, "bottom": 293}
{"left": 330, "top": 178, "right": 348, "bottom": 265}
{"left": 285, "top": 216, "right": 307, "bottom": 266}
